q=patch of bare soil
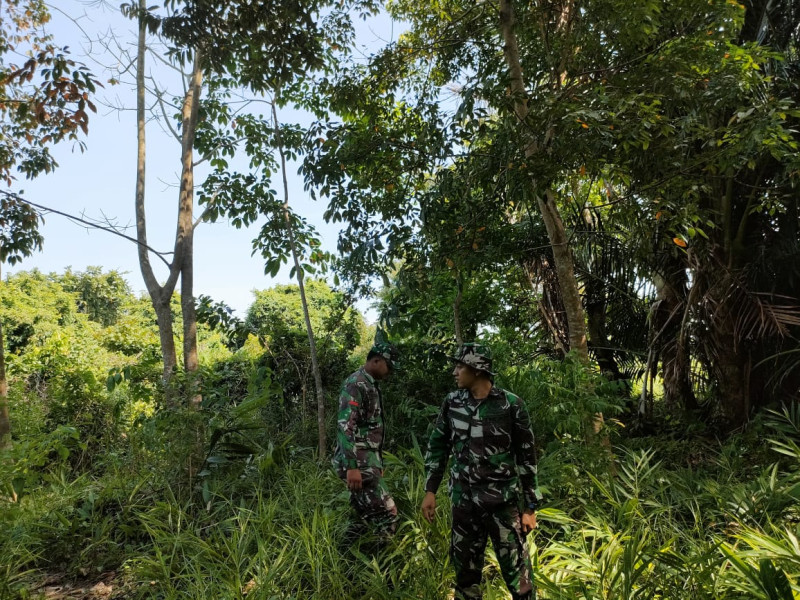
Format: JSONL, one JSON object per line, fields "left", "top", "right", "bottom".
{"left": 23, "top": 572, "right": 124, "bottom": 600}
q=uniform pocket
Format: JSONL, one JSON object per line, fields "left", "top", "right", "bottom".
{"left": 360, "top": 466, "right": 382, "bottom": 488}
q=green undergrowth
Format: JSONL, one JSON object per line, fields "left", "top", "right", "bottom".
{"left": 3, "top": 408, "right": 800, "bottom": 599}
{"left": 2, "top": 359, "right": 800, "bottom": 599}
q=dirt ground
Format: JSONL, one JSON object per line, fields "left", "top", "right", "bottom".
{"left": 21, "top": 572, "right": 123, "bottom": 600}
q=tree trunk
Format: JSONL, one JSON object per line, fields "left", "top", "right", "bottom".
{"left": 639, "top": 347, "right": 655, "bottom": 417}
{"left": 134, "top": 4, "right": 203, "bottom": 395}
{"left": 153, "top": 295, "right": 178, "bottom": 384}
{"left": 521, "top": 256, "right": 569, "bottom": 356}
{"left": 652, "top": 269, "right": 698, "bottom": 413}
{"left": 498, "top": 0, "right": 589, "bottom": 365}
{"left": 713, "top": 300, "right": 750, "bottom": 426}
{"left": 716, "top": 340, "right": 750, "bottom": 426}
{"left": 272, "top": 99, "right": 327, "bottom": 458}
{"left": 540, "top": 190, "right": 588, "bottom": 363}
{"left": 135, "top": 1, "right": 177, "bottom": 385}
{"left": 454, "top": 273, "right": 464, "bottom": 345}
{"left": 0, "top": 261, "right": 10, "bottom": 450}
{"left": 179, "top": 54, "right": 203, "bottom": 407}
{"left": 585, "top": 297, "right": 623, "bottom": 380}
{"left": 500, "top": 0, "right": 608, "bottom": 455}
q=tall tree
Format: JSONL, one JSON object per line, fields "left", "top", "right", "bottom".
{"left": 272, "top": 97, "right": 328, "bottom": 456}
{"left": 595, "top": 0, "right": 800, "bottom": 424}
{"left": 497, "top": 0, "right": 589, "bottom": 364}
{"left": 128, "top": 0, "right": 200, "bottom": 391}
{"left": 124, "top": 0, "right": 375, "bottom": 404}
{"left": 180, "top": 3, "right": 377, "bottom": 453}
{"left": 301, "top": 1, "right": 592, "bottom": 360}
{"left": 307, "top": 0, "right": 800, "bottom": 428}
{"left": 0, "top": 0, "right": 98, "bottom": 447}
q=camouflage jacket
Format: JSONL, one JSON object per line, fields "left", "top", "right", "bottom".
{"left": 424, "top": 387, "right": 541, "bottom": 508}
{"left": 332, "top": 367, "right": 385, "bottom": 475}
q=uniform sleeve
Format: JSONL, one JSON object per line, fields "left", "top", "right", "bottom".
{"left": 337, "top": 380, "right": 363, "bottom": 470}
{"left": 423, "top": 397, "right": 452, "bottom": 494}
{"left": 511, "top": 396, "right": 542, "bottom": 508}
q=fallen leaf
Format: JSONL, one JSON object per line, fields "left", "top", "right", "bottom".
{"left": 243, "top": 580, "right": 257, "bottom": 595}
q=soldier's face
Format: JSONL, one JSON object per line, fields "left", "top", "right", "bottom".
{"left": 369, "top": 356, "right": 391, "bottom": 380}
{"left": 453, "top": 363, "right": 477, "bottom": 389}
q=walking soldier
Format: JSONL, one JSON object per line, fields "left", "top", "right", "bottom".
{"left": 421, "top": 343, "right": 542, "bottom": 600}
{"left": 333, "top": 342, "right": 400, "bottom": 541}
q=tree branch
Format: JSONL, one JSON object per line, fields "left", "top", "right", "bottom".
{"left": 0, "top": 190, "right": 172, "bottom": 267}
{"left": 153, "top": 82, "right": 181, "bottom": 142}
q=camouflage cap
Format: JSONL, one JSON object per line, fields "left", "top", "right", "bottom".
{"left": 447, "top": 342, "right": 495, "bottom": 376}
{"left": 370, "top": 342, "right": 399, "bottom": 369}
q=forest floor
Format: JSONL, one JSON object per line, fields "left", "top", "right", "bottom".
{"left": 24, "top": 572, "right": 121, "bottom": 600}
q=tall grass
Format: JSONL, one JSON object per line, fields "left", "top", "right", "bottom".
{"left": 112, "top": 435, "right": 800, "bottom": 599}
{"left": 531, "top": 433, "right": 800, "bottom": 599}
{"left": 4, "top": 364, "right": 800, "bottom": 599}
{"left": 120, "top": 445, "right": 454, "bottom": 599}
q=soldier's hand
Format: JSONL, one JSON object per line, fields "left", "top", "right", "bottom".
{"left": 421, "top": 491, "right": 437, "bottom": 523}
{"left": 521, "top": 510, "right": 537, "bottom": 533}
{"left": 346, "top": 469, "right": 362, "bottom": 491}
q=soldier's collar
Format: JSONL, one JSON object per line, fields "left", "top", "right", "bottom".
{"left": 465, "top": 386, "right": 503, "bottom": 404}
{"left": 359, "top": 366, "right": 376, "bottom": 384}
{"left": 489, "top": 386, "right": 504, "bottom": 397}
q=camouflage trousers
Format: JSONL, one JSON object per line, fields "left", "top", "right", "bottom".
{"left": 451, "top": 500, "right": 533, "bottom": 600}
{"left": 340, "top": 470, "right": 398, "bottom": 540}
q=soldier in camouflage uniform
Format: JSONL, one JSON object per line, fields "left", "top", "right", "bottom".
{"left": 333, "top": 343, "right": 400, "bottom": 541}
{"left": 421, "top": 343, "right": 541, "bottom": 600}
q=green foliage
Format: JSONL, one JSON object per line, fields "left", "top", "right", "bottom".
{"left": 0, "top": 424, "right": 82, "bottom": 498}
{"left": 151, "top": 0, "right": 378, "bottom": 92}
{"left": 196, "top": 355, "right": 284, "bottom": 480}
{"left": 499, "top": 355, "right": 629, "bottom": 441}
{"left": 57, "top": 266, "right": 132, "bottom": 327}
{"left": 6, "top": 408, "right": 800, "bottom": 599}
{"left": 2, "top": 265, "right": 800, "bottom": 599}
{"left": 379, "top": 337, "right": 454, "bottom": 449}
{"left": 13, "top": 317, "right": 119, "bottom": 457}
{"left": 195, "top": 294, "right": 251, "bottom": 351}
{"left": 0, "top": 2, "right": 99, "bottom": 183}
{"left": 105, "top": 447, "right": 455, "bottom": 600}
{"left": 0, "top": 275, "right": 74, "bottom": 375}
{"left": 0, "top": 1, "right": 99, "bottom": 281}
{"left": 304, "top": 0, "right": 800, "bottom": 424}
{"left": 0, "top": 194, "right": 43, "bottom": 266}
{"left": 246, "top": 280, "right": 365, "bottom": 437}
{"left": 0, "top": 270, "right": 167, "bottom": 471}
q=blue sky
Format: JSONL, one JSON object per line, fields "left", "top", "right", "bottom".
{"left": 8, "top": 2, "right": 399, "bottom": 319}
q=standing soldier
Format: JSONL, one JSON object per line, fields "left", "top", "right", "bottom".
{"left": 334, "top": 342, "right": 400, "bottom": 543}
{"left": 421, "top": 343, "right": 542, "bottom": 600}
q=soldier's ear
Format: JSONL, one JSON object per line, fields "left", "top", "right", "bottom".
{"left": 475, "top": 367, "right": 491, "bottom": 380}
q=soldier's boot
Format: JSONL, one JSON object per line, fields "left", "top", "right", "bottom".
{"left": 340, "top": 520, "right": 368, "bottom": 554}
